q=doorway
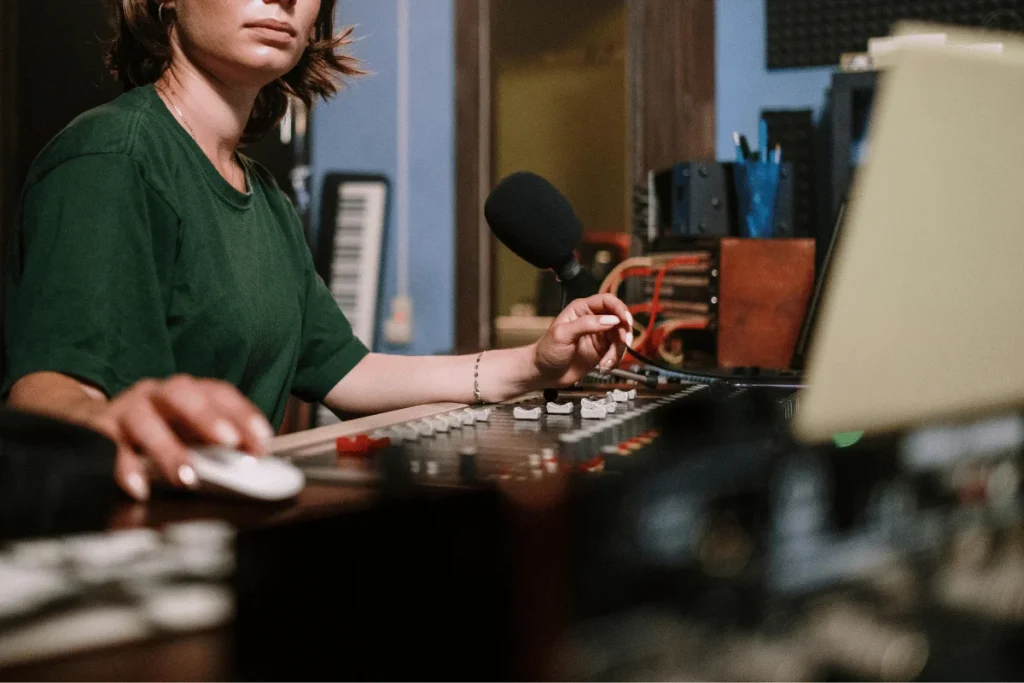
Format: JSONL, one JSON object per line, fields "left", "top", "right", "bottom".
{"left": 454, "top": 0, "right": 716, "bottom": 354}
{"left": 491, "top": 0, "right": 628, "bottom": 347}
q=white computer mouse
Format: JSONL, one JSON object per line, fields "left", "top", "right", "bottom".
{"left": 186, "top": 446, "right": 305, "bottom": 501}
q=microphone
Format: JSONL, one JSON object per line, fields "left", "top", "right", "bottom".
{"left": 484, "top": 171, "right": 722, "bottom": 389}
{"left": 484, "top": 171, "right": 661, "bottom": 388}
{"left": 484, "top": 171, "right": 600, "bottom": 303}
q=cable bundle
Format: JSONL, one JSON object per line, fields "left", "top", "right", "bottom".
{"left": 599, "top": 252, "right": 714, "bottom": 368}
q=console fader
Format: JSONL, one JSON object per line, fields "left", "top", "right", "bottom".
{"left": 285, "top": 384, "right": 708, "bottom": 487}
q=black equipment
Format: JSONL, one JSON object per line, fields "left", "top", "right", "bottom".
{"left": 649, "top": 160, "right": 795, "bottom": 241}
{"left": 0, "top": 410, "right": 118, "bottom": 542}
{"left": 484, "top": 171, "right": 600, "bottom": 303}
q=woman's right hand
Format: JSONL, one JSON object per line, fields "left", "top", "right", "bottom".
{"left": 81, "top": 375, "right": 274, "bottom": 501}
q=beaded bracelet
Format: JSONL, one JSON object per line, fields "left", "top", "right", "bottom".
{"left": 473, "top": 351, "right": 485, "bottom": 403}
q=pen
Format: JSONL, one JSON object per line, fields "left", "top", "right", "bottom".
{"left": 759, "top": 119, "right": 769, "bottom": 163}
{"left": 774, "top": 144, "right": 782, "bottom": 164}
{"left": 738, "top": 134, "right": 751, "bottom": 160}
{"left": 733, "top": 132, "right": 744, "bottom": 164}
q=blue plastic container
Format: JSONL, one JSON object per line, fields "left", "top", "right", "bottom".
{"left": 734, "top": 160, "right": 781, "bottom": 238}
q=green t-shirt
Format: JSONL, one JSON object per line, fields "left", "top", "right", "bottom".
{"left": 2, "top": 84, "right": 369, "bottom": 429}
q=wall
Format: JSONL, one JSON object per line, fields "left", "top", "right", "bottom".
{"left": 715, "top": 0, "right": 834, "bottom": 160}
{"left": 312, "top": 0, "right": 455, "bottom": 356}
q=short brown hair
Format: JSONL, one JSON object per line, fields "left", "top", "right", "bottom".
{"left": 106, "top": 0, "right": 363, "bottom": 142}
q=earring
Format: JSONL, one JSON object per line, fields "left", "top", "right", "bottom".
{"left": 157, "top": 2, "right": 169, "bottom": 24}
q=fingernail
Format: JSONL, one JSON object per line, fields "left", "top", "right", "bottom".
{"left": 626, "top": 333, "right": 634, "bottom": 347}
{"left": 126, "top": 472, "right": 150, "bottom": 501}
{"left": 178, "top": 464, "right": 199, "bottom": 490}
{"left": 213, "top": 419, "right": 242, "bottom": 447}
{"left": 599, "top": 315, "right": 620, "bottom": 325}
{"left": 250, "top": 416, "right": 274, "bottom": 445}
{"left": 601, "top": 360, "right": 613, "bottom": 372}
{"left": 626, "top": 311, "right": 633, "bottom": 327}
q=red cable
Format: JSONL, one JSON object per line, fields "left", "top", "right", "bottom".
{"left": 606, "top": 255, "right": 710, "bottom": 296}
{"left": 606, "top": 254, "right": 712, "bottom": 361}
{"left": 645, "top": 256, "right": 699, "bottom": 354}
{"left": 627, "top": 303, "right": 708, "bottom": 318}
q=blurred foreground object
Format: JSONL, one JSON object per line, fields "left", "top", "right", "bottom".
{"left": 0, "top": 410, "right": 118, "bottom": 542}
{"left": 794, "top": 23, "right": 1024, "bottom": 441}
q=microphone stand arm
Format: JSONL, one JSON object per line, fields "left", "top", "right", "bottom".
{"left": 555, "top": 260, "right": 601, "bottom": 308}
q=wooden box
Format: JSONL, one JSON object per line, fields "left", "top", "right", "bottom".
{"left": 717, "top": 238, "right": 815, "bottom": 369}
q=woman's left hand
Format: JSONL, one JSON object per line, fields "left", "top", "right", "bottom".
{"left": 533, "top": 293, "right": 633, "bottom": 386}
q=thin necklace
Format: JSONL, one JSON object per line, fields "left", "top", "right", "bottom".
{"left": 158, "top": 84, "right": 198, "bottom": 140}
{"left": 169, "top": 99, "right": 198, "bottom": 140}
{"left": 158, "top": 84, "right": 246, "bottom": 192}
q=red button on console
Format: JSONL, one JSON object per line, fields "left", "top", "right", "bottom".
{"left": 336, "top": 434, "right": 393, "bottom": 458}
{"left": 336, "top": 434, "right": 371, "bottom": 456}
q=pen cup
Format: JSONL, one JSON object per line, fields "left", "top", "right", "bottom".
{"left": 733, "top": 160, "right": 781, "bottom": 238}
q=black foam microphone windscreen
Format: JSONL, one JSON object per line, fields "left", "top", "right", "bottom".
{"left": 483, "top": 171, "right": 582, "bottom": 270}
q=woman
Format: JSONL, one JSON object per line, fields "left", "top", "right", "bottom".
{"left": 2, "top": 0, "right": 632, "bottom": 502}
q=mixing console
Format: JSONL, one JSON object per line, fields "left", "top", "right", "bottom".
{"left": 9, "top": 378, "right": 1024, "bottom": 681}
{"left": 285, "top": 384, "right": 708, "bottom": 487}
